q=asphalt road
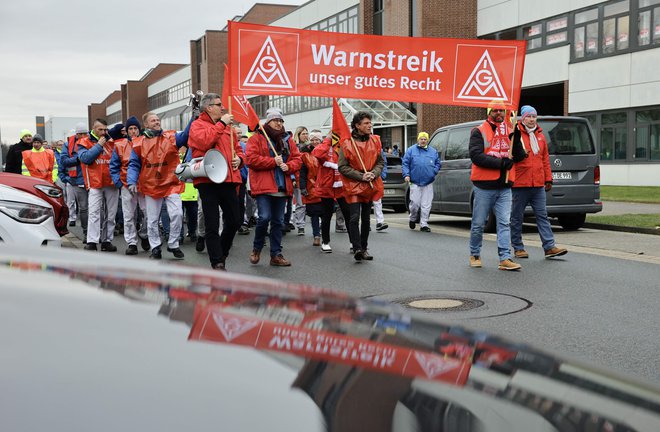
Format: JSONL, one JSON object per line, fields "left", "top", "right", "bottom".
{"left": 65, "top": 211, "right": 660, "bottom": 386}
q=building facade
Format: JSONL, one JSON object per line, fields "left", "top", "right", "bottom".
{"left": 44, "top": 117, "right": 88, "bottom": 142}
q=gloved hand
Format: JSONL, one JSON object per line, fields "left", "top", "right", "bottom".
{"left": 128, "top": 184, "right": 138, "bottom": 194}
{"left": 301, "top": 188, "right": 308, "bottom": 196}
{"left": 501, "top": 158, "right": 514, "bottom": 170}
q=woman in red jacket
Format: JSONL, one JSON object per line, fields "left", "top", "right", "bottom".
{"left": 511, "top": 105, "right": 567, "bottom": 259}
{"left": 246, "top": 108, "right": 302, "bottom": 267}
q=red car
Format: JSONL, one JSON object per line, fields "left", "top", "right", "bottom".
{"left": 0, "top": 173, "right": 69, "bottom": 236}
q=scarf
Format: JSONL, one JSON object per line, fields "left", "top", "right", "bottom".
{"left": 524, "top": 124, "right": 540, "bottom": 155}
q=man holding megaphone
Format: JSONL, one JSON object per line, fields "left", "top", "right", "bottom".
{"left": 188, "top": 93, "right": 244, "bottom": 271}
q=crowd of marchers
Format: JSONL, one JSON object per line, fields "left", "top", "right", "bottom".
{"left": 6, "top": 97, "right": 566, "bottom": 271}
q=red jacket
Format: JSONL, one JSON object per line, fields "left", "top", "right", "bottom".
{"left": 311, "top": 137, "right": 344, "bottom": 199}
{"left": 188, "top": 112, "right": 245, "bottom": 186}
{"left": 131, "top": 132, "right": 184, "bottom": 198}
{"left": 340, "top": 135, "right": 384, "bottom": 204}
{"left": 300, "top": 152, "right": 321, "bottom": 204}
{"left": 470, "top": 120, "right": 516, "bottom": 183}
{"left": 246, "top": 130, "right": 302, "bottom": 197}
{"left": 78, "top": 136, "right": 115, "bottom": 189}
{"left": 113, "top": 138, "right": 131, "bottom": 187}
{"left": 512, "top": 122, "right": 551, "bottom": 188}
{"left": 22, "top": 149, "right": 55, "bottom": 183}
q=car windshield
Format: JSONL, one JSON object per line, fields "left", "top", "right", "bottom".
{"left": 539, "top": 120, "right": 595, "bottom": 155}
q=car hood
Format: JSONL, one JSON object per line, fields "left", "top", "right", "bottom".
{"left": 0, "top": 184, "right": 50, "bottom": 207}
{"left": 1, "top": 245, "right": 659, "bottom": 432}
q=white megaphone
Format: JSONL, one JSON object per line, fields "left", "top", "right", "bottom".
{"left": 175, "top": 149, "right": 228, "bottom": 184}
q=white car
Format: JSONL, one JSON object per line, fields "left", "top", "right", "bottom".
{"left": 0, "top": 184, "right": 61, "bottom": 247}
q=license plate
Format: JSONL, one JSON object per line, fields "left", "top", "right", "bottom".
{"left": 552, "top": 172, "right": 572, "bottom": 180}
{"left": 384, "top": 189, "right": 396, "bottom": 195}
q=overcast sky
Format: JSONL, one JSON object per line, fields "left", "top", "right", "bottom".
{"left": 0, "top": 0, "right": 304, "bottom": 143}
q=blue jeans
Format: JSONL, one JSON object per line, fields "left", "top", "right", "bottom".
{"left": 469, "top": 186, "right": 512, "bottom": 261}
{"left": 254, "top": 195, "right": 287, "bottom": 257}
{"left": 310, "top": 215, "right": 320, "bottom": 237}
{"left": 511, "top": 187, "right": 555, "bottom": 251}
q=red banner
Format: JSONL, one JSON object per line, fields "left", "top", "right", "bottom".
{"left": 331, "top": 98, "right": 351, "bottom": 145}
{"left": 228, "top": 22, "right": 526, "bottom": 109}
{"left": 189, "top": 307, "right": 471, "bottom": 385}
{"left": 222, "top": 63, "right": 261, "bottom": 130}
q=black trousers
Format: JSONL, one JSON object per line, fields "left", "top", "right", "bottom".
{"left": 348, "top": 201, "right": 371, "bottom": 252}
{"left": 320, "top": 197, "right": 350, "bottom": 244}
{"left": 197, "top": 183, "right": 241, "bottom": 266}
{"left": 238, "top": 182, "right": 247, "bottom": 227}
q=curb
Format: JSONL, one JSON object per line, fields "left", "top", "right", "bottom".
{"left": 583, "top": 222, "right": 660, "bottom": 236}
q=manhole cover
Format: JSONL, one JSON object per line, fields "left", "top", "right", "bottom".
{"left": 365, "top": 290, "right": 531, "bottom": 319}
{"left": 405, "top": 297, "right": 484, "bottom": 311}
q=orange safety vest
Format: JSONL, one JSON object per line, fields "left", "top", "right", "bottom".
{"left": 131, "top": 131, "right": 184, "bottom": 198}
{"left": 22, "top": 148, "right": 55, "bottom": 183}
{"left": 78, "top": 136, "right": 115, "bottom": 189}
{"left": 113, "top": 138, "right": 132, "bottom": 187}
{"left": 470, "top": 121, "right": 516, "bottom": 183}
{"left": 300, "top": 152, "right": 321, "bottom": 204}
{"left": 341, "top": 135, "right": 384, "bottom": 204}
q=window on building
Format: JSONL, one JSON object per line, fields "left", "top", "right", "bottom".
{"left": 638, "top": 0, "right": 660, "bottom": 46}
{"left": 107, "top": 111, "right": 121, "bottom": 125}
{"left": 602, "top": 0, "right": 630, "bottom": 53}
{"left": 575, "top": 7, "right": 600, "bottom": 58}
{"left": 148, "top": 80, "right": 192, "bottom": 110}
{"left": 635, "top": 108, "right": 660, "bottom": 160}
{"left": 600, "top": 112, "right": 628, "bottom": 161}
{"left": 373, "top": 0, "right": 384, "bottom": 35}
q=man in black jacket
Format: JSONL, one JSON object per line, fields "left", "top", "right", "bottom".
{"left": 5, "top": 130, "right": 34, "bottom": 173}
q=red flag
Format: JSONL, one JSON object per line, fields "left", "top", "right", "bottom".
{"left": 222, "top": 64, "right": 260, "bottom": 131}
{"left": 332, "top": 98, "right": 351, "bottom": 147}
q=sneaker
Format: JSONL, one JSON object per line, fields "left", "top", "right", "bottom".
{"left": 125, "top": 244, "right": 138, "bottom": 255}
{"left": 335, "top": 227, "right": 348, "bottom": 233}
{"left": 140, "top": 237, "right": 150, "bottom": 251}
{"left": 237, "top": 225, "right": 250, "bottom": 235}
{"left": 150, "top": 247, "right": 162, "bottom": 260}
{"left": 545, "top": 247, "right": 568, "bottom": 258}
{"left": 353, "top": 250, "right": 363, "bottom": 261}
{"left": 362, "top": 250, "right": 374, "bottom": 260}
{"left": 469, "top": 256, "right": 482, "bottom": 268}
{"left": 313, "top": 236, "right": 321, "bottom": 246}
{"left": 167, "top": 247, "right": 185, "bottom": 259}
{"left": 270, "top": 254, "right": 291, "bottom": 266}
{"left": 69, "top": 221, "right": 76, "bottom": 227}
{"left": 409, "top": 221, "right": 416, "bottom": 229}
{"left": 84, "top": 242, "right": 97, "bottom": 251}
{"left": 196, "top": 236, "right": 206, "bottom": 252}
{"left": 498, "top": 259, "right": 522, "bottom": 271}
{"left": 249, "top": 249, "right": 261, "bottom": 264}
{"left": 420, "top": 226, "right": 431, "bottom": 232}
{"left": 101, "top": 242, "right": 117, "bottom": 252}
{"left": 321, "top": 243, "right": 332, "bottom": 253}
{"left": 376, "top": 222, "right": 388, "bottom": 231}
{"left": 212, "top": 262, "right": 226, "bottom": 271}
{"left": 514, "top": 249, "right": 529, "bottom": 259}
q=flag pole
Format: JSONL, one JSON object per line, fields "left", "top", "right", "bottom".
{"left": 348, "top": 136, "right": 374, "bottom": 189}
{"left": 504, "top": 109, "right": 516, "bottom": 183}
{"left": 227, "top": 95, "right": 237, "bottom": 167}
{"left": 258, "top": 122, "right": 280, "bottom": 158}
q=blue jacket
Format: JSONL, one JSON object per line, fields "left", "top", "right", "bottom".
{"left": 127, "top": 119, "right": 192, "bottom": 186}
{"left": 402, "top": 144, "right": 441, "bottom": 186}
{"left": 381, "top": 150, "right": 388, "bottom": 180}
{"left": 240, "top": 141, "right": 248, "bottom": 183}
{"left": 60, "top": 137, "right": 85, "bottom": 186}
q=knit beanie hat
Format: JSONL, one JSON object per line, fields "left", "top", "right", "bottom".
{"left": 125, "top": 116, "right": 141, "bottom": 132}
{"left": 32, "top": 134, "right": 45, "bottom": 143}
{"left": 520, "top": 105, "right": 537, "bottom": 120}
{"left": 265, "top": 107, "right": 284, "bottom": 124}
{"left": 309, "top": 131, "right": 323, "bottom": 141}
{"left": 417, "top": 132, "right": 429, "bottom": 140}
{"left": 19, "top": 129, "right": 33, "bottom": 139}
{"left": 108, "top": 123, "right": 124, "bottom": 140}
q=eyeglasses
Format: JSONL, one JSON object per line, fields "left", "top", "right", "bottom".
{"left": 209, "top": 103, "right": 223, "bottom": 108}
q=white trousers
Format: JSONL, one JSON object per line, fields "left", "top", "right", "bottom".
{"left": 65, "top": 183, "right": 78, "bottom": 221}
{"left": 146, "top": 194, "right": 182, "bottom": 249}
{"left": 292, "top": 187, "right": 306, "bottom": 228}
{"left": 373, "top": 199, "right": 385, "bottom": 224}
{"left": 408, "top": 183, "right": 434, "bottom": 227}
{"left": 120, "top": 188, "right": 146, "bottom": 246}
{"left": 87, "top": 186, "right": 119, "bottom": 244}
